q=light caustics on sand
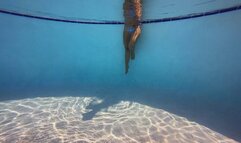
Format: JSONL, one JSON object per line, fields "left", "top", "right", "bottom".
{"left": 0, "top": 97, "right": 238, "bottom": 143}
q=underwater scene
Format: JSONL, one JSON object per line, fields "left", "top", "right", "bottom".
{"left": 0, "top": 0, "right": 241, "bottom": 142}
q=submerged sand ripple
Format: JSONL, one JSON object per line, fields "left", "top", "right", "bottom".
{"left": 0, "top": 97, "right": 238, "bottom": 143}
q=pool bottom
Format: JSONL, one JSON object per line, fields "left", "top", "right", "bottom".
{"left": 0, "top": 97, "right": 237, "bottom": 143}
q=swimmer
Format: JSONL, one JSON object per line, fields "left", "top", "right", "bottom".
{"left": 123, "top": 0, "right": 142, "bottom": 74}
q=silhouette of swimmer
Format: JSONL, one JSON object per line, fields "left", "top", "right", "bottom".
{"left": 123, "top": 0, "right": 142, "bottom": 74}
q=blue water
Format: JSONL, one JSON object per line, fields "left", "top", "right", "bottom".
{"left": 0, "top": 0, "right": 241, "bottom": 142}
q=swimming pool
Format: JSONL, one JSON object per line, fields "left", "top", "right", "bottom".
{"left": 0, "top": 0, "right": 241, "bottom": 142}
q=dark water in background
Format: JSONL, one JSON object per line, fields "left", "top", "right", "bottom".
{"left": 0, "top": 0, "right": 241, "bottom": 141}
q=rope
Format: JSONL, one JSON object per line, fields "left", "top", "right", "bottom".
{"left": 0, "top": 4, "right": 241, "bottom": 25}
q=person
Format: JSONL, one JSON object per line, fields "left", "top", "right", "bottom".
{"left": 123, "top": 0, "right": 142, "bottom": 74}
